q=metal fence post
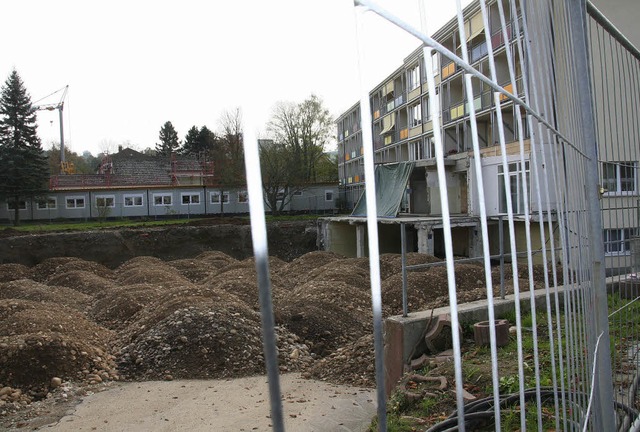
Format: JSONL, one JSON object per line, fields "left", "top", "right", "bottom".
{"left": 567, "top": 0, "right": 616, "bottom": 429}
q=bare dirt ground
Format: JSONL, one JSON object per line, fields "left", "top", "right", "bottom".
{"left": 0, "top": 225, "right": 560, "bottom": 430}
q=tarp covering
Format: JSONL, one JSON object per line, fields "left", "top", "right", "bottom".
{"left": 351, "top": 161, "right": 415, "bottom": 217}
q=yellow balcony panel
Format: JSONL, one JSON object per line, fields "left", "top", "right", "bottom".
{"left": 441, "top": 62, "right": 455, "bottom": 79}
{"left": 360, "top": 147, "right": 364, "bottom": 155}
{"left": 384, "top": 135, "right": 393, "bottom": 145}
{"left": 409, "top": 125, "right": 422, "bottom": 138}
{"left": 424, "top": 120, "right": 433, "bottom": 132}
{"left": 408, "top": 87, "right": 421, "bottom": 102}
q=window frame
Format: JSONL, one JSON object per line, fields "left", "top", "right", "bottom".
{"left": 238, "top": 190, "right": 248, "bottom": 204}
{"left": 6, "top": 200, "right": 27, "bottom": 211}
{"left": 95, "top": 195, "right": 116, "bottom": 208}
{"left": 602, "top": 161, "right": 637, "bottom": 196}
{"left": 153, "top": 193, "right": 172, "bottom": 206}
{"left": 209, "top": 191, "right": 229, "bottom": 204}
{"left": 498, "top": 161, "right": 530, "bottom": 215}
{"left": 123, "top": 194, "right": 144, "bottom": 207}
{"left": 410, "top": 103, "right": 422, "bottom": 128}
{"left": 408, "top": 63, "right": 421, "bottom": 91}
{"left": 325, "top": 190, "right": 334, "bottom": 202}
{"left": 36, "top": 197, "right": 57, "bottom": 210}
{"left": 65, "top": 196, "right": 86, "bottom": 209}
{"left": 181, "top": 192, "right": 201, "bottom": 205}
{"left": 604, "top": 228, "right": 638, "bottom": 256}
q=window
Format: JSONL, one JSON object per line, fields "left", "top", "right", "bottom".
{"left": 498, "top": 161, "right": 530, "bottom": 214}
{"left": 66, "top": 196, "right": 85, "bottom": 209}
{"left": 238, "top": 191, "right": 248, "bottom": 204}
{"left": 325, "top": 190, "right": 334, "bottom": 201}
{"left": 293, "top": 190, "right": 303, "bottom": 197}
{"left": 182, "top": 193, "right": 200, "bottom": 205}
{"left": 422, "top": 96, "right": 432, "bottom": 122}
{"left": 410, "top": 103, "right": 422, "bottom": 127}
{"left": 124, "top": 194, "right": 143, "bottom": 207}
{"left": 210, "top": 191, "right": 229, "bottom": 204}
{"left": 37, "top": 197, "right": 57, "bottom": 210}
{"left": 431, "top": 52, "right": 440, "bottom": 74}
{"left": 153, "top": 194, "right": 172, "bottom": 206}
{"left": 7, "top": 200, "right": 27, "bottom": 211}
{"left": 95, "top": 195, "right": 115, "bottom": 208}
{"left": 602, "top": 161, "right": 637, "bottom": 194}
{"left": 408, "top": 64, "right": 420, "bottom": 91}
{"left": 276, "top": 190, "right": 285, "bottom": 201}
{"left": 409, "top": 137, "right": 435, "bottom": 161}
{"left": 604, "top": 228, "right": 638, "bottom": 255}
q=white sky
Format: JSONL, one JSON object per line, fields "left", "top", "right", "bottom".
{"left": 1, "top": 0, "right": 470, "bottom": 156}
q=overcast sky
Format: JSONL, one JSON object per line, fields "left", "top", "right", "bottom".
{"left": 1, "top": 0, "right": 470, "bottom": 156}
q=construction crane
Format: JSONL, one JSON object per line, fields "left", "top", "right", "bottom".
{"left": 34, "top": 85, "right": 74, "bottom": 174}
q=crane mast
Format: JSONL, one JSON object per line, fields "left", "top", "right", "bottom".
{"left": 34, "top": 85, "right": 73, "bottom": 173}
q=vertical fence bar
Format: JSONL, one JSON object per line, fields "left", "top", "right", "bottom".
{"left": 401, "top": 222, "right": 408, "bottom": 317}
{"left": 352, "top": 4, "right": 387, "bottom": 429}
{"left": 566, "top": 0, "right": 616, "bottom": 429}
{"left": 242, "top": 110, "right": 285, "bottom": 432}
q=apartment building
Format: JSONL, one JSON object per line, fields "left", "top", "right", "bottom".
{"left": 324, "top": 0, "right": 556, "bottom": 260}
{"left": 324, "top": 0, "right": 640, "bottom": 276}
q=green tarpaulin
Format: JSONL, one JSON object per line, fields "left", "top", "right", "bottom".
{"left": 351, "top": 161, "right": 415, "bottom": 217}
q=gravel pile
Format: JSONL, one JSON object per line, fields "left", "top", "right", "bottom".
{"left": 0, "top": 248, "right": 558, "bottom": 416}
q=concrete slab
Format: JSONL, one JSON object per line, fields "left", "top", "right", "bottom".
{"left": 43, "top": 374, "right": 377, "bottom": 432}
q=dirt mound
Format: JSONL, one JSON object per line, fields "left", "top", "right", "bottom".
{"left": 0, "top": 333, "right": 117, "bottom": 392}
{"left": 0, "top": 300, "right": 117, "bottom": 392}
{"left": 46, "top": 270, "right": 117, "bottom": 296}
{"left": 167, "top": 259, "right": 220, "bottom": 283}
{"left": 31, "top": 257, "right": 89, "bottom": 282}
{"left": 278, "top": 281, "right": 372, "bottom": 356}
{"left": 116, "top": 266, "right": 193, "bottom": 287}
{"left": 46, "top": 260, "right": 114, "bottom": 281}
{"left": 193, "top": 251, "right": 238, "bottom": 267}
{"left": 201, "top": 267, "right": 288, "bottom": 310}
{"left": 306, "top": 335, "right": 375, "bottom": 388}
{"left": 116, "top": 256, "right": 172, "bottom": 273}
{"left": 292, "top": 261, "right": 371, "bottom": 291}
{"left": 382, "top": 268, "right": 449, "bottom": 315}
{"left": 277, "top": 251, "right": 344, "bottom": 279}
{"left": 90, "top": 284, "right": 169, "bottom": 331}
{"left": 0, "top": 263, "right": 32, "bottom": 282}
{"left": 117, "top": 303, "right": 313, "bottom": 381}
{"left": 0, "top": 280, "right": 92, "bottom": 312}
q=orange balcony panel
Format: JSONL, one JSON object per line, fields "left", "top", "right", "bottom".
{"left": 374, "top": 110, "right": 380, "bottom": 119}
{"left": 346, "top": 153, "right": 350, "bottom": 161}
{"left": 354, "top": 175, "right": 360, "bottom": 182}
{"left": 500, "top": 83, "right": 514, "bottom": 101}
{"left": 441, "top": 62, "right": 455, "bottom": 79}
{"left": 400, "top": 128, "right": 408, "bottom": 140}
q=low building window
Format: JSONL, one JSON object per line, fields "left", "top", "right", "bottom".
{"left": 7, "top": 200, "right": 27, "bottom": 210}
{"left": 238, "top": 191, "right": 248, "bottom": 203}
{"left": 182, "top": 193, "right": 200, "bottom": 205}
{"left": 153, "top": 194, "right": 172, "bottom": 206}
{"left": 124, "top": 195, "right": 143, "bottom": 207}
{"left": 325, "top": 190, "right": 334, "bottom": 201}
{"left": 66, "top": 197, "right": 85, "bottom": 209}
{"left": 604, "top": 228, "right": 638, "bottom": 255}
{"left": 95, "top": 196, "right": 115, "bottom": 208}
{"left": 37, "top": 197, "right": 57, "bottom": 210}
{"left": 602, "top": 161, "right": 637, "bottom": 195}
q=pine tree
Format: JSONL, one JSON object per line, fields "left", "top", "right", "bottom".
{"left": 155, "top": 121, "right": 181, "bottom": 156}
{"left": 182, "top": 126, "right": 200, "bottom": 155}
{"left": 0, "top": 70, "right": 49, "bottom": 226}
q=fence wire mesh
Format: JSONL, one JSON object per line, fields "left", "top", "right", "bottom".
{"left": 241, "top": 0, "right": 640, "bottom": 431}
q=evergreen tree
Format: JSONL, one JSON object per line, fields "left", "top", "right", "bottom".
{"left": 0, "top": 70, "right": 49, "bottom": 226}
{"left": 182, "top": 125, "right": 217, "bottom": 157}
{"left": 182, "top": 126, "right": 200, "bottom": 155}
{"left": 155, "top": 121, "right": 181, "bottom": 156}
